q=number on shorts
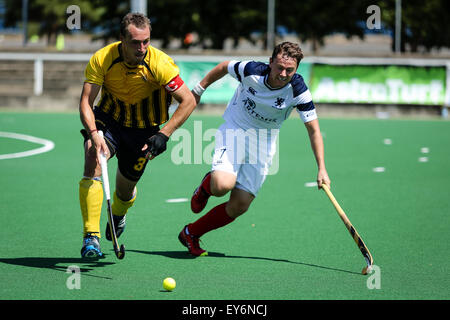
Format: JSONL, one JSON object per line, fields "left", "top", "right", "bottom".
{"left": 219, "top": 147, "right": 226, "bottom": 159}
{"left": 133, "top": 157, "right": 147, "bottom": 171}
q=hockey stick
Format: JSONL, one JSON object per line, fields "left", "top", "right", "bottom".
{"left": 98, "top": 131, "right": 125, "bottom": 260}
{"left": 321, "top": 184, "right": 373, "bottom": 275}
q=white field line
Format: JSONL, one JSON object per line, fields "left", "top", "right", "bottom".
{"left": 165, "top": 198, "right": 189, "bottom": 203}
{"left": 304, "top": 182, "right": 318, "bottom": 187}
{"left": 0, "top": 131, "right": 55, "bottom": 160}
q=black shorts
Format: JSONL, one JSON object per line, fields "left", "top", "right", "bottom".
{"left": 81, "top": 109, "right": 160, "bottom": 181}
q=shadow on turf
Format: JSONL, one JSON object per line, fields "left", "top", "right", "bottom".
{"left": 0, "top": 257, "right": 115, "bottom": 279}
{"left": 128, "top": 249, "right": 361, "bottom": 275}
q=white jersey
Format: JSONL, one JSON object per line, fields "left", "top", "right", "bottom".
{"left": 223, "top": 60, "right": 317, "bottom": 130}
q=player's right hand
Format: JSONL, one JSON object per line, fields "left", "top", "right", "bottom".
{"left": 90, "top": 130, "right": 108, "bottom": 160}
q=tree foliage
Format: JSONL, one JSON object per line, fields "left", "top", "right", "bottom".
{"left": 278, "top": 0, "right": 374, "bottom": 52}
{"left": 379, "top": 0, "right": 450, "bottom": 52}
{"left": 194, "top": 0, "right": 267, "bottom": 49}
{"left": 88, "top": 0, "right": 129, "bottom": 45}
{"left": 4, "top": 0, "right": 103, "bottom": 45}
{"left": 3, "top": 0, "right": 450, "bottom": 52}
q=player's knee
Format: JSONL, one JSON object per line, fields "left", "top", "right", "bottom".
{"left": 212, "top": 181, "right": 234, "bottom": 196}
{"left": 211, "top": 175, "right": 235, "bottom": 196}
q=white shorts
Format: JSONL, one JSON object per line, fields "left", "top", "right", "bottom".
{"left": 211, "top": 121, "right": 279, "bottom": 196}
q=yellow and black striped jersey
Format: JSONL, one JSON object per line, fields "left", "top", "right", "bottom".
{"left": 84, "top": 41, "right": 180, "bottom": 128}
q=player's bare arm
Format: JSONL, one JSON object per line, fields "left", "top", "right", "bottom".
{"left": 79, "top": 82, "right": 109, "bottom": 158}
{"left": 200, "top": 61, "right": 230, "bottom": 89}
{"left": 304, "top": 119, "right": 330, "bottom": 189}
{"left": 159, "top": 83, "right": 196, "bottom": 138}
{"left": 192, "top": 61, "right": 230, "bottom": 102}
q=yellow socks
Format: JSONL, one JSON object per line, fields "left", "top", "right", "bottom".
{"left": 79, "top": 178, "right": 103, "bottom": 237}
{"left": 79, "top": 178, "right": 137, "bottom": 238}
{"left": 112, "top": 188, "right": 137, "bottom": 217}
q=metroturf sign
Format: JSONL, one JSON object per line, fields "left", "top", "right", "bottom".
{"left": 309, "top": 64, "right": 446, "bottom": 105}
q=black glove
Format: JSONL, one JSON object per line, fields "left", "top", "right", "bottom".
{"left": 146, "top": 132, "right": 169, "bottom": 158}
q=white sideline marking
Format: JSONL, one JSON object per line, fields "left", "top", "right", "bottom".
{"left": 165, "top": 198, "right": 189, "bottom": 203}
{"left": 420, "top": 147, "right": 429, "bottom": 154}
{"left": 383, "top": 138, "right": 392, "bottom": 145}
{"left": 0, "top": 132, "right": 55, "bottom": 160}
{"left": 304, "top": 182, "right": 318, "bottom": 187}
{"left": 372, "top": 167, "right": 385, "bottom": 172}
{"left": 418, "top": 157, "right": 428, "bottom": 162}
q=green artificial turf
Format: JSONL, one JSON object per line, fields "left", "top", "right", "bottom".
{"left": 1, "top": 112, "right": 449, "bottom": 304}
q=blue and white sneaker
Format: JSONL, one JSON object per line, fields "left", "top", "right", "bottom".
{"left": 81, "top": 233, "right": 103, "bottom": 259}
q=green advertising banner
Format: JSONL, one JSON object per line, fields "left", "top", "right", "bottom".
{"left": 309, "top": 64, "right": 446, "bottom": 105}
{"left": 176, "top": 60, "right": 312, "bottom": 104}
{"left": 177, "top": 61, "right": 238, "bottom": 103}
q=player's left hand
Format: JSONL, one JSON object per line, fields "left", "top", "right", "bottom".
{"left": 142, "top": 132, "right": 169, "bottom": 160}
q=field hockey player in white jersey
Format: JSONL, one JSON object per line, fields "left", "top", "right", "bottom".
{"left": 178, "top": 42, "right": 331, "bottom": 256}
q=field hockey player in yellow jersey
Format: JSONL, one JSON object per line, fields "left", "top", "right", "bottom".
{"left": 78, "top": 13, "right": 196, "bottom": 259}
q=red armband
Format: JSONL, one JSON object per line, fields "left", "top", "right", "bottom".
{"left": 165, "top": 75, "right": 184, "bottom": 92}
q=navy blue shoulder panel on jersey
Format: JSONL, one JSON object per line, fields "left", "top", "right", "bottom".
{"left": 290, "top": 73, "right": 308, "bottom": 98}
{"left": 243, "top": 61, "right": 270, "bottom": 78}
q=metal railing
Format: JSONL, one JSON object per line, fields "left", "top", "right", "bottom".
{"left": 0, "top": 52, "right": 449, "bottom": 109}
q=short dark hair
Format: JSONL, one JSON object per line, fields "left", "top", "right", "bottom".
{"left": 271, "top": 42, "right": 304, "bottom": 66}
{"left": 120, "top": 12, "right": 151, "bottom": 38}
